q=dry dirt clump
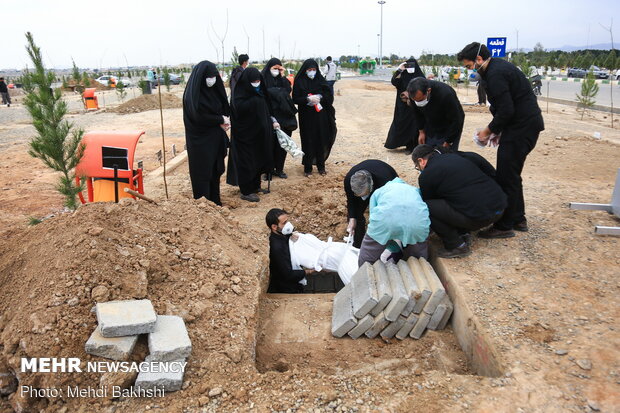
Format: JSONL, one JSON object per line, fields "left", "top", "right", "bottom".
{"left": 0, "top": 197, "right": 265, "bottom": 412}
{"left": 109, "top": 93, "right": 182, "bottom": 114}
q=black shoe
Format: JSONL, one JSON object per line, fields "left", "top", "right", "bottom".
{"left": 304, "top": 171, "right": 312, "bottom": 177}
{"left": 274, "top": 171, "right": 288, "bottom": 179}
{"left": 240, "top": 193, "right": 260, "bottom": 202}
{"left": 478, "top": 227, "right": 515, "bottom": 239}
{"left": 318, "top": 169, "right": 327, "bottom": 176}
{"left": 437, "top": 243, "right": 472, "bottom": 258}
{"left": 461, "top": 233, "right": 472, "bottom": 247}
{"left": 258, "top": 188, "right": 270, "bottom": 194}
{"left": 513, "top": 220, "right": 528, "bottom": 232}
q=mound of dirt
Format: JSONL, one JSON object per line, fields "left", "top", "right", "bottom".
{"left": 462, "top": 104, "right": 489, "bottom": 113}
{"left": 109, "top": 93, "right": 182, "bottom": 114}
{"left": 0, "top": 197, "right": 264, "bottom": 412}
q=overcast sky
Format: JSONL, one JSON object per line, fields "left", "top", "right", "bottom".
{"left": 4, "top": 0, "right": 619, "bottom": 69}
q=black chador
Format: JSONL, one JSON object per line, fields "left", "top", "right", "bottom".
{"left": 385, "top": 57, "right": 424, "bottom": 151}
{"left": 182, "top": 60, "right": 230, "bottom": 206}
{"left": 226, "top": 68, "right": 274, "bottom": 196}
{"left": 292, "top": 59, "right": 337, "bottom": 175}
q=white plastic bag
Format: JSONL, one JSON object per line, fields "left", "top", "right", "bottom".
{"left": 276, "top": 129, "right": 304, "bottom": 158}
{"left": 473, "top": 129, "right": 501, "bottom": 148}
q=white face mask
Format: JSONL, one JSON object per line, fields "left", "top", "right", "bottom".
{"left": 307, "top": 70, "right": 317, "bottom": 79}
{"left": 414, "top": 90, "right": 430, "bottom": 107}
{"left": 281, "top": 221, "right": 294, "bottom": 235}
{"left": 406, "top": 68, "right": 415, "bottom": 73}
{"left": 205, "top": 77, "right": 216, "bottom": 87}
{"left": 251, "top": 81, "right": 261, "bottom": 88}
{"left": 270, "top": 69, "right": 280, "bottom": 77}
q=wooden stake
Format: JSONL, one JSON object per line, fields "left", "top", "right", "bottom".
{"left": 157, "top": 75, "right": 169, "bottom": 199}
{"left": 124, "top": 188, "right": 158, "bottom": 205}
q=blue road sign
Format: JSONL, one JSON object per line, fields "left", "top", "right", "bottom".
{"left": 350, "top": 58, "right": 357, "bottom": 64}
{"left": 487, "top": 37, "right": 507, "bottom": 58}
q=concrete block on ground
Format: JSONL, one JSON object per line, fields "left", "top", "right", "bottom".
{"left": 397, "top": 260, "right": 421, "bottom": 316}
{"left": 407, "top": 258, "right": 432, "bottom": 314}
{"left": 134, "top": 356, "right": 185, "bottom": 393}
{"left": 420, "top": 258, "right": 447, "bottom": 315}
{"left": 383, "top": 262, "right": 409, "bottom": 322}
{"left": 85, "top": 326, "right": 138, "bottom": 361}
{"left": 434, "top": 300, "right": 454, "bottom": 331}
{"left": 427, "top": 299, "right": 454, "bottom": 331}
{"left": 370, "top": 261, "right": 392, "bottom": 316}
{"left": 410, "top": 311, "right": 432, "bottom": 340}
{"left": 331, "top": 284, "right": 357, "bottom": 337}
{"left": 380, "top": 316, "right": 407, "bottom": 340}
{"left": 347, "top": 314, "right": 374, "bottom": 339}
{"left": 365, "top": 312, "right": 390, "bottom": 339}
{"left": 96, "top": 299, "right": 157, "bottom": 338}
{"left": 350, "top": 262, "right": 379, "bottom": 319}
{"left": 148, "top": 315, "right": 192, "bottom": 361}
{"left": 396, "top": 312, "right": 419, "bottom": 340}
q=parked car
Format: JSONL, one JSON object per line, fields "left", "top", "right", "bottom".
{"left": 94, "top": 76, "right": 132, "bottom": 87}
{"left": 439, "top": 66, "right": 466, "bottom": 83}
{"left": 567, "top": 66, "right": 608, "bottom": 79}
{"left": 152, "top": 73, "right": 181, "bottom": 86}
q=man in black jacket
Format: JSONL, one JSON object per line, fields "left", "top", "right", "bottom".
{"left": 229, "top": 54, "right": 249, "bottom": 99}
{"left": 344, "top": 160, "right": 398, "bottom": 248}
{"left": 407, "top": 77, "right": 465, "bottom": 151}
{"left": 266, "top": 208, "right": 315, "bottom": 293}
{"left": 458, "top": 42, "right": 544, "bottom": 238}
{"left": 412, "top": 145, "right": 507, "bottom": 258}
{"left": 0, "top": 78, "right": 10, "bottom": 107}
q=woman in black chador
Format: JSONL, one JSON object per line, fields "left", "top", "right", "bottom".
{"left": 384, "top": 57, "right": 424, "bottom": 153}
{"left": 226, "top": 67, "right": 277, "bottom": 202}
{"left": 292, "top": 59, "right": 337, "bottom": 176}
{"left": 261, "top": 57, "right": 298, "bottom": 179}
{"left": 183, "top": 60, "right": 230, "bottom": 206}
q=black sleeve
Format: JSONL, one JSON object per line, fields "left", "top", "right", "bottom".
{"left": 443, "top": 92, "right": 465, "bottom": 144}
{"left": 271, "top": 241, "right": 306, "bottom": 282}
{"left": 413, "top": 105, "right": 425, "bottom": 131}
{"left": 486, "top": 72, "right": 515, "bottom": 134}
{"left": 418, "top": 169, "right": 437, "bottom": 200}
{"left": 292, "top": 83, "right": 307, "bottom": 106}
{"left": 391, "top": 70, "right": 402, "bottom": 87}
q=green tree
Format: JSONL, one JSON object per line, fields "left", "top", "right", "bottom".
{"left": 22, "top": 32, "right": 85, "bottom": 210}
{"left": 532, "top": 42, "right": 546, "bottom": 66}
{"left": 604, "top": 50, "right": 617, "bottom": 70}
{"left": 61, "top": 75, "right": 68, "bottom": 89}
{"left": 116, "top": 80, "right": 127, "bottom": 101}
{"left": 82, "top": 71, "right": 91, "bottom": 87}
{"left": 163, "top": 67, "right": 171, "bottom": 92}
{"left": 557, "top": 54, "right": 568, "bottom": 69}
{"left": 231, "top": 46, "right": 239, "bottom": 67}
{"left": 575, "top": 69, "right": 599, "bottom": 120}
{"left": 72, "top": 59, "right": 81, "bottom": 83}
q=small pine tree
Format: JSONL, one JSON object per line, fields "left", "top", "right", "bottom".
{"left": 22, "top": 32, "right": 85, "bottom": 210}
{"left": 61, "top": 75, "right": 69, "bottom": 89}
{"left": 82, "top": 71, "right": 91, "bottom": 87}
{"left": 127, "top": 70, "right": 132, "bottom": 79}
{"left": 575, "top": 69, "right": 599, "bottom": 120}
{"left": 72, "top": 59, "right": 81, "bottom": 83}
{"left": 231, "top": 46, "right": 240, "bottom": 67}
{"left": 116, "top": 80, "right": 127, "bottom": 101}
{"left": 163, "top": 67, "right": 171, "bottom": 92}
{"left": 180, "top": 73, "right": 185, "bottom": 85}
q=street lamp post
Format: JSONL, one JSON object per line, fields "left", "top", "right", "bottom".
{"left": 378, "top": 1, "right": 386, "bottom": 68}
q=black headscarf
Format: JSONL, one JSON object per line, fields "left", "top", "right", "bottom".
{"left": 404, "top": 57, "right": 424, "bottom": 79}
{"left": 232, "top": 67, "right": 270, "bottom": 106}
{"left": 183, "top": 60, "right": 230, "bottom": 125}
{"left": 293, "top": 59, "right": 329, "bottom": 96}
{"left": 262, "top": 58, "right": 289, "bottom": 90}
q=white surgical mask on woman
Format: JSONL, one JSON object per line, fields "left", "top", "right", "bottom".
{"left": 251, "top": 81, "right": 261, "bottom": 88}
{"left": 281, "top": 221, "right": 294, "bottom": 235}
{"left": 307, "top": 70, "right": 317, "bottom": 79}
{"left": 205, "top": 77, "right": 217, "bottom": 87}
{"left": 270, "top": 69, "right": 280, "bottom": 77}
{"left": 406, "top": 68, "right": 415, "bottom": 73}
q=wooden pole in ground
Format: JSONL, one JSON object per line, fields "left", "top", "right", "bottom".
{"left": 124, "top": 188, "right": 158, "bottom": 204}
{"left": 157, "top": 74, "right": 169, "bottom": 199}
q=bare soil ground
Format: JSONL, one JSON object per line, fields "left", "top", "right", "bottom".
{"left": 0, "top": 78, "right": 618, "bottom": 413}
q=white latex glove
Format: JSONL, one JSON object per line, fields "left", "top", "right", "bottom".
{"left": 347, "top": 218, "right": 356, "bottom": 234}
{"left": 222, "top": 115, "right": 230, "bottom": 125}
{"left": 273, "top": 122, "right": 280, "bottom": 130}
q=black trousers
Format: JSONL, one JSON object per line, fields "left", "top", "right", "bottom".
{"left": 426, "top": 199, "right": 502, "bottom": 249}
{"left": 239, "top": 173, "right": 261, "bottom": 196}
{"left": 352, "top": 215, "right": 367, "bottom": 248}
{"left": 426, "top": 134, "right": 461, "bottom": 152}
{"left": 494, "top": 133, "right": 539, "bottom": 230}
{"left": 477, "top": 84, "right": 487, "bottom": 104}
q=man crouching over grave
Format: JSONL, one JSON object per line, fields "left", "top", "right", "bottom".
{"left": 358, "top": 178, "right": 430, "bottom": 266}
{"left": 266, "top": 208, "right": 316, "bottom": 293}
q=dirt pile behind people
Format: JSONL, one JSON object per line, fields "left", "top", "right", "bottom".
{"left": 109, "top": 93, "right": 182, "bottom": 114}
